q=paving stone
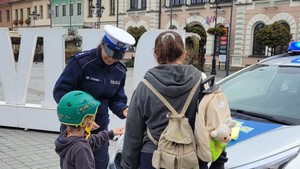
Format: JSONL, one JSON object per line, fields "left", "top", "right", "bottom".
{"left": 0, "top": 163, "right": 12, "bottom": 169}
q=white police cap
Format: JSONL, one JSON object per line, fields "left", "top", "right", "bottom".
{"left": 103, "top": 25, "right": 135, "bottom": 60}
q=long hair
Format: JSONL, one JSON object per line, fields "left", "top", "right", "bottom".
{"left": 154, "top": 31, "right": 184, "bottom": 64}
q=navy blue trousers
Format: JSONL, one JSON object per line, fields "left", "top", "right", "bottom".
{"left": 94, "top": 141, "right": 109, "bottom": 169}
{"left": 140, "top": 152, "right": 155, "bottom": 169}
{"left": 93, "top": 123, "right": 110, "bottom": 169}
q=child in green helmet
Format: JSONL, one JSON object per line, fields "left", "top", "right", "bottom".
{"left": 55, "top": 90, "right": 124, "bottom": 169}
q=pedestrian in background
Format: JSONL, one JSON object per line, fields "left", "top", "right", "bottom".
{"left": 53, "top": 25, "right": 135, "bottom": 169}
{"left": 55, "top": 90, "right": 124, "bottom": 169}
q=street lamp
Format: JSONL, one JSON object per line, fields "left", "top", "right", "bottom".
{"left": 28, "top": 11, "right": 40, "bottom": 28}
{"left": 91, "top": 0, "right": 105, "bottom": 29}
{"left": 210, "top": 0, "right": 221, "bottom": 75}
{"left": 226, "top": 0, "right": 234, "bottom": 76}
{"left": 170, "top": 0, "right": 173, "bottom": 29}
{"left": 48, "top": 9, "right": 53, "bottom": 28}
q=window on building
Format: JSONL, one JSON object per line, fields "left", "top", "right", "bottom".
{"left": 20, "top": 9, "right": 23, "bottom": 20}
{"left": 191, "top": 0, "right": 210, "bottom": 4}
{"left": 40, "top": 5, "right": 43, "bottom": 19}
{"left": 0, "top": 11, "right": 2, "bottom": 23}
{"left": 88, "top": 0, "right": 93, "bottom": 17}
{"left": 141, "top": 0, "right": 147, "bottom": 9}
{"left": 55, "top": 6, "right": 59, "bottom": 17}
{"left": 130, "top": 0, "right": 147, "bottom": 9}
{"left": 171, "top": 0, "right": 185, "bottom": 6}
{"left": 27, "top": 8, "right": 30, "bottom": 18}
{"left": 70, "top": 3, "right": 73, "bottom": 16}
{"left": 77, "top": 3, "right": 82, "bottom": 15}
{"left": 15, "top": 9, "right": 18, "bottom": 21}
{"left": 110, "top": 0, "right": 115, "bottom": 15}
{"left": 47, "top": 4, "right": 51, "bottom": 18}
{"left": 34, "top": 6, "right": 37, "bottom": 13}
{"left": 6, "top": 10, "right": 10, "bottom": 22}
{"left": 130, "top": 0, "right": 138, "bottom": 9}
{"left": 252, "top": 23, "right": 265, "bottom": 56}
{"left": 62, "top": 5, "right": 66, "bottom": 16}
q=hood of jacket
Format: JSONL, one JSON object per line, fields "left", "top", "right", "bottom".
{"left": 55, "top": 131, "right": 86, "bottom": 158}
{"left": 144, "top": 64, "right": 201, "bottom": 98}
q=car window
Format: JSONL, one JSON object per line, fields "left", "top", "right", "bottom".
{"left": 219, "top": 65, "right": 275, "bottom": 103}
{"left": 219, "top": 65, "right": 300, "bottom": 124}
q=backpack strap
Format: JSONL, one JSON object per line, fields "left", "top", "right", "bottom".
{"left": 142, "top": 79, "right": 177, "bottom": 115}
{"left": 180, "top": 79, "right": 201, "bottom": 115}
{"left": 142, "top": 79, "right": 201, "bottom": 115}
{"left": 147, "top": 127, "right": 158, "bottom": 145}
{"left": 142, "top": 78, "right": 201, "bottom": 145}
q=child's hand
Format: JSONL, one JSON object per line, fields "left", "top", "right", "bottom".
{"left": 90, "top": 121, "right": 100, "bottom": 131}
{"left": 113, "top": 127, "right": 125, "bottom": 135}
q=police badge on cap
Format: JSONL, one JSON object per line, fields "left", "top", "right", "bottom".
{"left": 103, "top": 25, "right": 136, "bottom": 60}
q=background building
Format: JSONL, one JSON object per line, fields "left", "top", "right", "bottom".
{"left": 0, "top": 0, "right": 12, "bottom": 29}
{"left": 118, "top": 0, "right": 300, "bottom": 68}
{"left": 1, "top": 0, "right": 300, "bottom": 68}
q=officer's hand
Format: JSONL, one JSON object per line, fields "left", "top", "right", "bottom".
{"left": 123, "top": 107, "right": 128, "bottom": 117}
{"left": 90, "top": 121, "right": 100, "bottom": 131}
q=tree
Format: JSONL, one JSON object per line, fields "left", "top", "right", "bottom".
{"left": 127, "top": 26, "right": 147, "bottom": 47}
{"left": 185, "top": 33, "right": 200, "bottom": 64}
{"left": 255, "top": 21, "right": 292, "bottom": 56}
{"left": 184, "top": 24, "right": 207, "bottom": 71}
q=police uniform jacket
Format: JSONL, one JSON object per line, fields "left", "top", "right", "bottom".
{"left": 53, "top": 46, "right": 128, "bottom": 130}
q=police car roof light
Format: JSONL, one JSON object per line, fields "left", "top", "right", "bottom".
{"left": 288, "top": 41, "right": 300, "bottom": 53}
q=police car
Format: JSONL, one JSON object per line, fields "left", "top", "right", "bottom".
{"left": 109, "top": 41, "right": 300, "bottom": 169}
{"left": 219, "top": 41, "right": 300, "bottom": 168}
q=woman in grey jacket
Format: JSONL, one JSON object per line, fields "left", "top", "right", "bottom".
{"left": 121, "top": 31, "right": 227, "bottom": 169}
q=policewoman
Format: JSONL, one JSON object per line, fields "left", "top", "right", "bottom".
{"left": 53, "top": 25, "right": 135, "bottom": 169}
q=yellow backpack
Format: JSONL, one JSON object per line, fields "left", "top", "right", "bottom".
{"left": 194, "top": 76, "right": 233, "bottom": 162}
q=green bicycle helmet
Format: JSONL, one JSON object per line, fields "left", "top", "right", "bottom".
{"left": 57, "top": 90, "right": 100, "bottom": 126}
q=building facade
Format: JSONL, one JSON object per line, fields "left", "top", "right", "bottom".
{"left": 0, "top": 0, "right": 12, "bottom": 29}
{"left": 51, "top": 0, "right": 82, "bottom": 29}
{"left": 1, "top": 0, "right": 300, "bottom": 67}
{"left": 50, "top": 0, "right": 118, "bottom": 30}
{"left": 119, "top": 0, "right": 300, "bottom": 67}
{"left": 0, "top": 0, "right": 51, "bottom": 29}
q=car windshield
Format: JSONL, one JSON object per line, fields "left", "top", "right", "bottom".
{"left": 218, "top": 64, "right": 300, "bottom": 125}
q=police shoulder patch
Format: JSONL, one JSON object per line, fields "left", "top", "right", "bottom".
{"left": 73, "top": 51, "right": 91, "bottom": 59}
{"left": 73, "top": 51, "right": 94, "bottom": 68}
